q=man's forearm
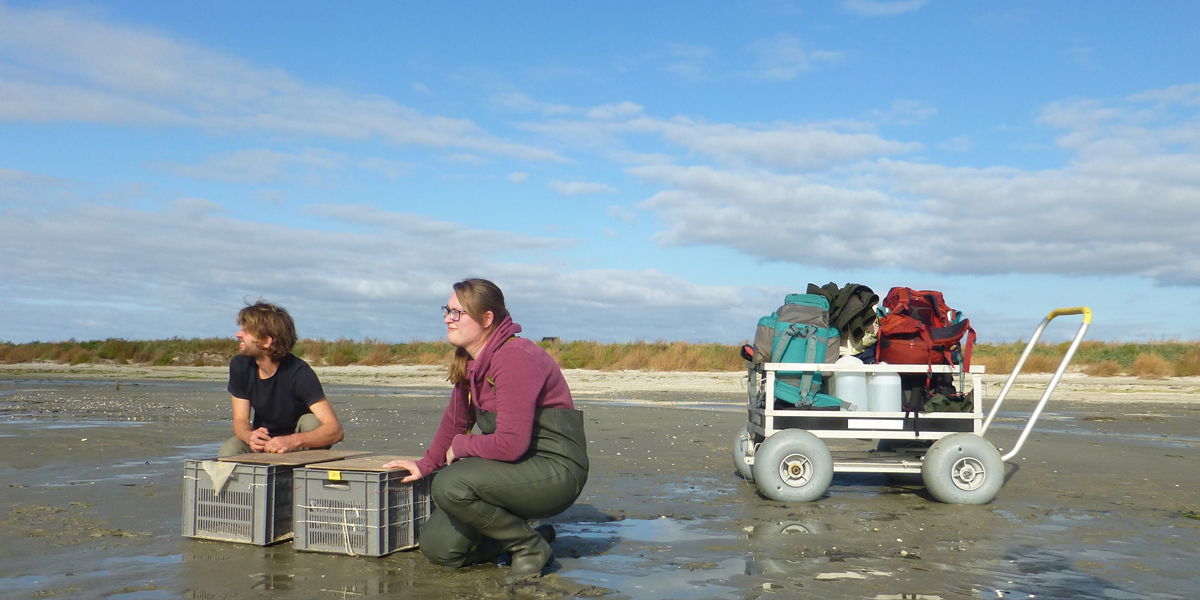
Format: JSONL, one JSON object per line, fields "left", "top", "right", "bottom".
{"left": 233, "top": 419, "right": 254, "bottom": 443}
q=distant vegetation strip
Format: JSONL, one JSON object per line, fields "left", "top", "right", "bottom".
{"left": 1, "top": 338, "right": 1199, "bottom": 378}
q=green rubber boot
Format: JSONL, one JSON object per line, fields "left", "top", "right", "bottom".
{"left": 488, "top": 517, "right": 555, "bottom": 584}
{"left": 504, "top": 534, "right": 554, "bottom": 584}
{"left": 533, "top": 523, "right": 556, "bottom": 544}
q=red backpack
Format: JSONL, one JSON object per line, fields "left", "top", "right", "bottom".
{"left": 876, "top": 288, "right": 976, "bottom": 370}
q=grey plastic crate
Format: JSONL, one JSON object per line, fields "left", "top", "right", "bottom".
{"left": 182, "top": 459, "right": 294, "bottom": 545}
{"left": 293, "top": 468, "right": 433, "bottom": 556}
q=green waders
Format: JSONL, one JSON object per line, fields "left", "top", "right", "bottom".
{"left": 420, "top": 407, "right": 589, "bottom": 583}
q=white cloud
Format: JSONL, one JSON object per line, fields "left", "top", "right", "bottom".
{"left": 665, "top": 43, "right": 715, "bottom": 81}
{"left": 606, "top": 204, "right": 638, "bottom": 224}
{"left": 0, "top": 167, "right": 67, "bottom": 185}
{"left": 252, "top": 189, "right": 285, "bottom": 204}
{"left": 0, "top": 4, "right": 566, "bottom": 162}
{"left": 0, "top": 167, "right": 80, "bottom": 205}
{"left": 359, "top": 157, "right": 415, "bottom": 179}
{"left": 842, "top": 0, "right": 929, "bottom": 17}
{"left": 159, "top": 148, "right": 344, "bottom": 183}
{"left": 445, "top": 153, "right": 488, "bottom": 165}
{"left": 628, "top": 88, "right": 1200, "bottom": 285}
{"left": 745, "top": 35, "right": 842, "bottom": 81}
{"left": 494, "top": 92, "right": 572, "bottom": 116}
{"left": 521, "top": 112, "right": 920, "bottom": 172}
{"left": 586, "top": 102, "right": 645, "bottom": 120}
{"left": 640, "top": 117, "right": 919, "bottom": 171}
{"left": 548, "top": 180, "right": 619, "bottom": 196}
{"left": 601, "top": 227, "right": 618, "bottom": 239}
{"left": 0, "top": 196, "right": 753, "bottom": 342}
{"left": 507, "top": 172, "right": 529, "bottom": 183}
{"left": 411, "top": 82, "right": 430, "bottom": 94}
{"left": 1128, "top": 84, "right": 1200, "bottom": 106}
{"left": 869, "top": 99, "right": 938, "bottom": 126}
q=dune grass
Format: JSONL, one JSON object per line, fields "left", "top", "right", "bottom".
{"left": 2, "top": 337, "right": 1199, "bottom": 377}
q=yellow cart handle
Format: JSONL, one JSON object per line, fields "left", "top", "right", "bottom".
{"left": 1047, "top": 306, "right": 1092, "bottom": 324}
{"left": 981, "top": 306, "right": 1092, "bottom": 461}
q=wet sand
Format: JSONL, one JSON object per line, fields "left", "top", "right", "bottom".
{"left": 1, "top": 364, "right": 1198, "bottom": 600}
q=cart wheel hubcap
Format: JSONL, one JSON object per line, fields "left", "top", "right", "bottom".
{"left": 951, "top": 457, "right": 986, "bottom": 491}
{"left": 778, "top": 454, "right": 812, "bottom": 488}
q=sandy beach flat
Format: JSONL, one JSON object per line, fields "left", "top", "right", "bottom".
{"left": 1, "top": 364, "right": 1197, "bottom": 599}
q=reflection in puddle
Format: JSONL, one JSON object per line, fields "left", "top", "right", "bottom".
{"left": 567, "top": 557, "right": 744, "bottom": 600}
{"left": 988, "top": 421, "right": 1200, "bottom": 448}
{"left": 106, "top": 555, "right": 184, "bottom": 565}
{"left": 0, "top": 575, "right": 45, "bottom": 590}
{"left": 560, "top": 517, "right": 735, "bottom": 543}
{"left": 0, "top": 419, "right": 145, "bottom": 429}
{"left": 252, "top": 573, "right": 294, "bottom": 591}
{"left": 749, "top": 520, "right": 830, "bottom": 536}
{"left": 559, "top": 518, "right": 744, "bottom": 599}
{"left": 109, "top": 590, "right": 171, "bottom": 600}
{"left": 652, "top": 479, "right": 733, "bottom": 501}
{"left": 965, "top": 545, "right": 1153, "bottom": 600}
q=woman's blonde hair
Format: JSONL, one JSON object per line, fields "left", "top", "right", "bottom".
{"left": 448, "top": 278, "right": 510, "bottom": 385}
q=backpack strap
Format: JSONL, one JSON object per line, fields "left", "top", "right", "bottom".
{"left": 777, "top": 323, "right": 820, "bottom": 406}
{"left": 799, "top": 325, "right": 819, "bottom": 404}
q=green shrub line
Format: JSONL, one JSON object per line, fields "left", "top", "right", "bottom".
{"left": 1, "top": 337, "right": 1199, "bottom": 376}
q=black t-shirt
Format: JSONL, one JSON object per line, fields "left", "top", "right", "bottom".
{"left": 228, "top": 354, "right": 326, "bottom": 437}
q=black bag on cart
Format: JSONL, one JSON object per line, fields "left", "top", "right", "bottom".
{"left": 900, "top": 373, "right": 959, "bottom": 412}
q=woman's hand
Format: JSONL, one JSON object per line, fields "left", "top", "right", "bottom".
{"left": 383, "top": 458, "right": 423, "bottom": 483}
{"left": 445, "top": 446, "right": 457, "bottom": 465}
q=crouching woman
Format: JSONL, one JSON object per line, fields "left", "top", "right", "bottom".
{"left": 385, "top": 278, "right": 589, "bottom": 583}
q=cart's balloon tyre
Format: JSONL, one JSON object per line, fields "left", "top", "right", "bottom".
{"left": 921, "top": 433, "right": 1004, "bottom": 504}
{"left": 752, "top": 430, "right": 833, "bottom": 502}
{"left": 876, "top": 439, "right": 931, "bottom": 484}
{"left": 733, "top": 426, "right": 756, "bottom": 481}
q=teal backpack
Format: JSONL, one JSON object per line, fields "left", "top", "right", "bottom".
{"left": 752, "top": 294, "right": 843, "bottom": 409}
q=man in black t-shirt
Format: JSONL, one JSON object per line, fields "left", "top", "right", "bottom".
{"left": 218, "top": 301, "right": 344, "bottom": 457}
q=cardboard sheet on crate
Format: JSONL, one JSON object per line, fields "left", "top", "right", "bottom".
{"left": 303, "top": 454, "right": 421, "bottom": 473}
{"left": 217, "top": 449, "right": 371, "bottom": 466}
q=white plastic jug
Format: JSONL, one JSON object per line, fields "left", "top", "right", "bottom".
{"left": 867, "top": 365, "right": 902, "bottom": 413}
{"left": 831, "top": 355, "right": 866, "bottom": 411}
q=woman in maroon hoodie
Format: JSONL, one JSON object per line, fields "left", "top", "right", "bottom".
{"left": 385, "top": 278, "right": 589, "bottom": 583}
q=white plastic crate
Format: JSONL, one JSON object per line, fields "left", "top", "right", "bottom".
{"left": 293, "top": 456, "right": 432, "bottom": 557}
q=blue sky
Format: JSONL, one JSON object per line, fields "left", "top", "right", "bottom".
{"left": 2, "top": 1, "right": 1198, "bottom": 345}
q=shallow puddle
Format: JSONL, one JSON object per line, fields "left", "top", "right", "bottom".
{"left": 560, "top": 516, "right": 736, "bottom": 543}
{"left": 105, "top": 554, "right": 184, "bottom": 565}
{"left": 0, "top": 418, "right": 146, "bottom": 429}
{"left": 987, "top": 420, "right": 1200, "bottom": 448}
{"left": 566, "top": 557, "right": 745, "bottom": 599}
{"left": 108, "top": 590, "right": 172, "bottom": 599}
{"left": 557, "top": 518, "right": 744, "bottom": 599}
{"left": 0, "top": 574, "right": 45, "bottom": 591}
{"left": 651, "top": 478, "right": 736, "bottom": 501}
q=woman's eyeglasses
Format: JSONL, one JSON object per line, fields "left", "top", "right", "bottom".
{"left": 441, "top": 306, "right": 468, "bottom": 322}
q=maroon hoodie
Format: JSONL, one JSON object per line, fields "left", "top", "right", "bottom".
{"left": 415, "top": 316, "right": 574, "bottom": 477}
